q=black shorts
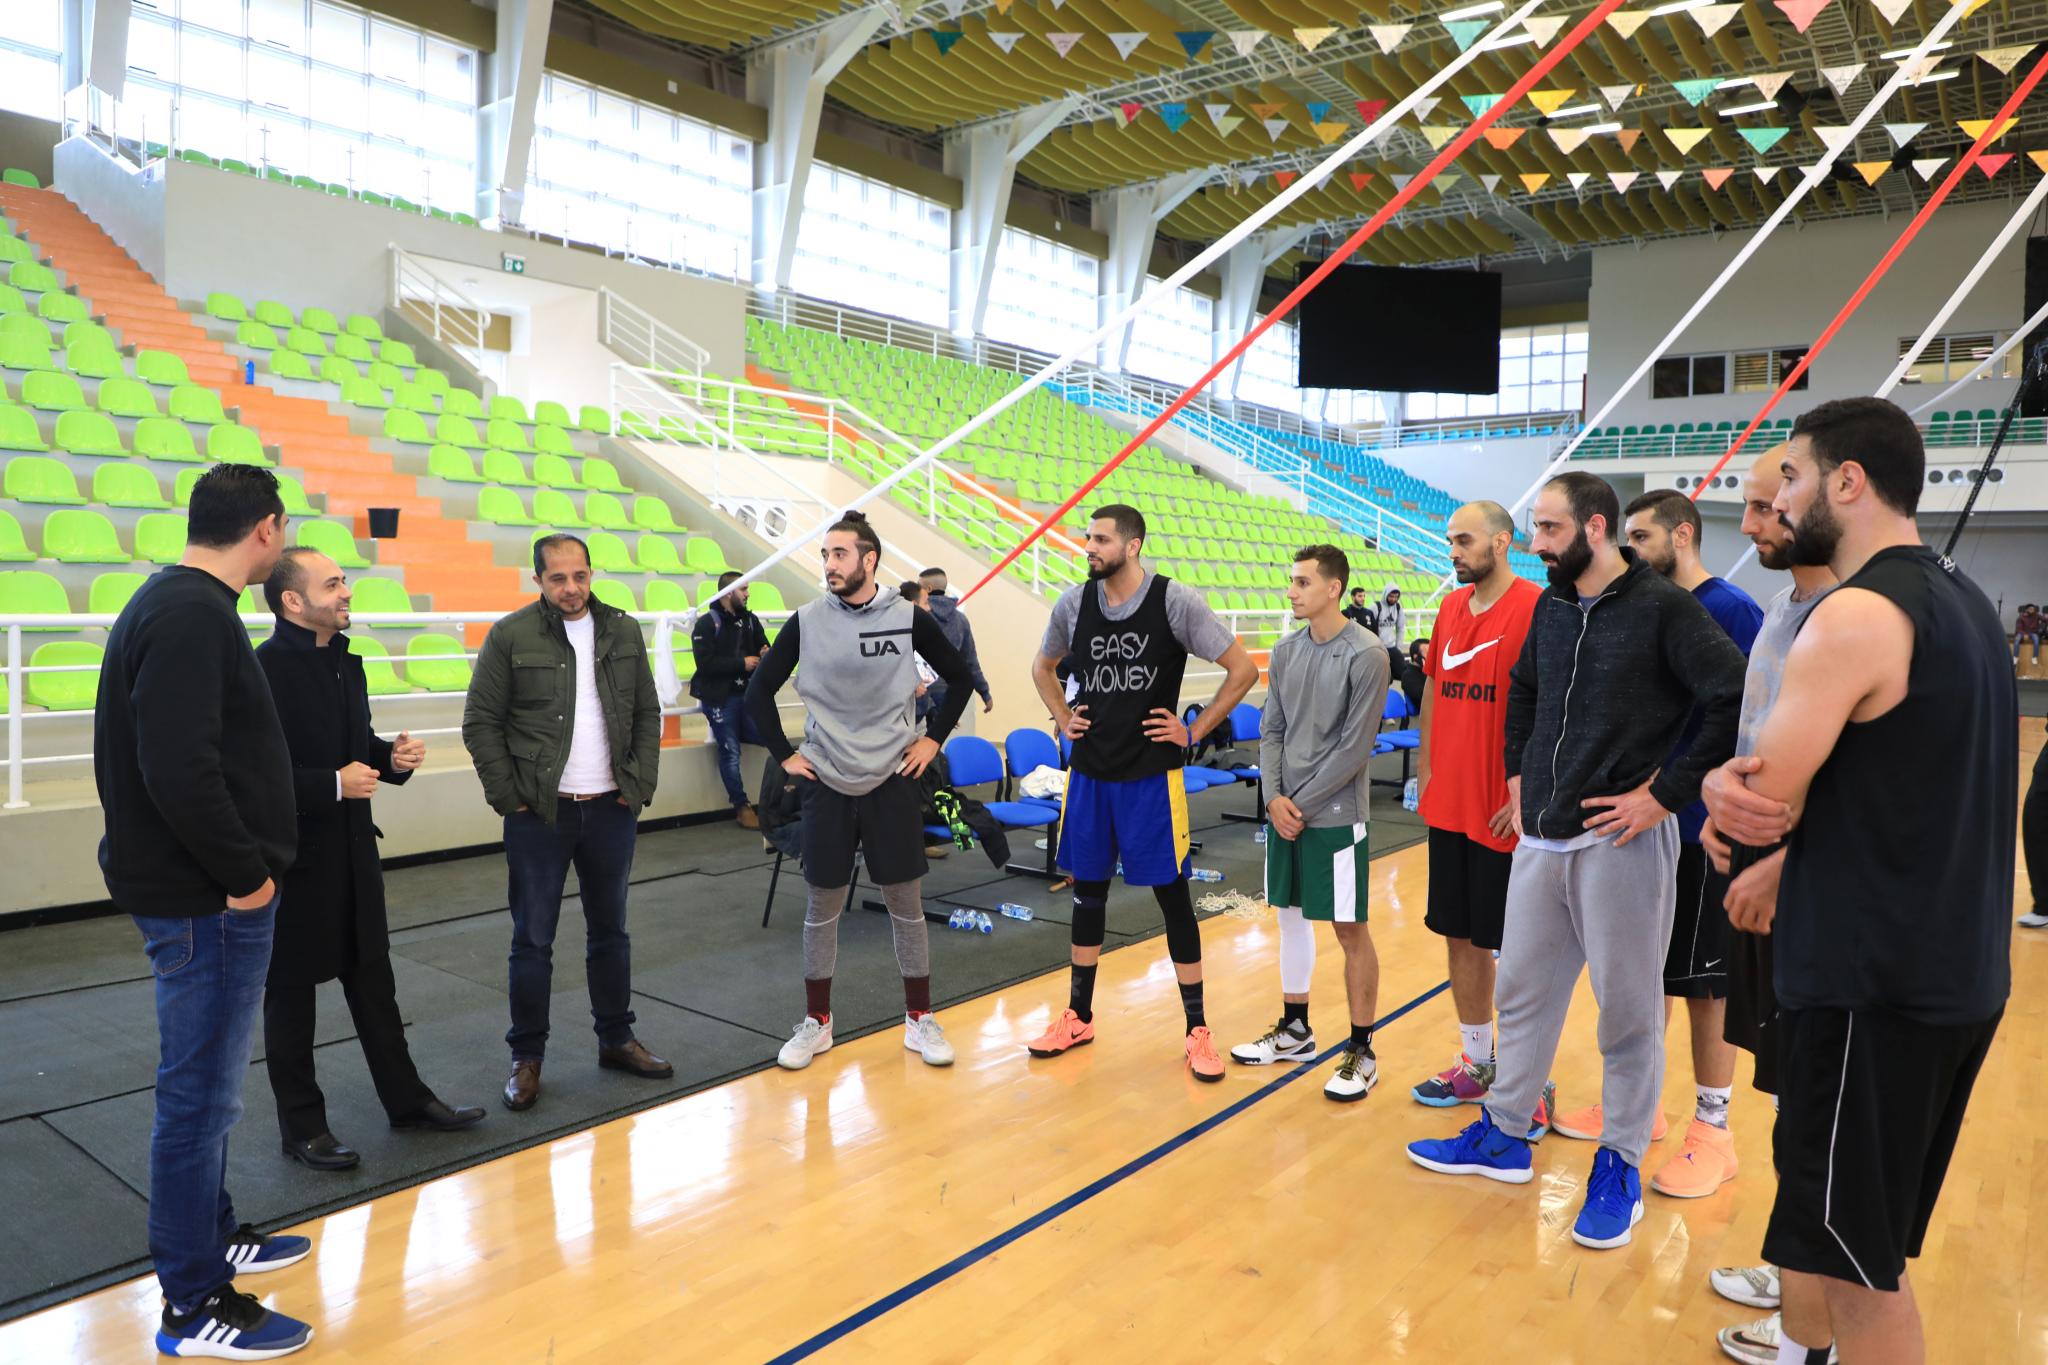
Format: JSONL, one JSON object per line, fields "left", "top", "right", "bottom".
{"left": 1663, "top": 840, "right": 1731, "bottom": 999}
{"left": 1424, "top": 827, "right": 1512, "bottom": 951}
{"left": 1762, "top": 1006, "right": 2001, "bottom": 1292}
{"left": 1722, "top": 926, "right": 1780, "bottom": 1095}
{"left": 798, "top": 774, "right": 927, "bottom": 888}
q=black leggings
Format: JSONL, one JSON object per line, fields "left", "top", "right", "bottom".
{"left": 1071, "top": 878, "right": 1203, "bottom": 964}
{"left": 2025, "top": 737, "right": 2047, "bottom": 914}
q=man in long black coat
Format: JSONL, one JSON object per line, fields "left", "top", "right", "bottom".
{"left": 256, "top": 548, "right": 482, "bottom": 1171}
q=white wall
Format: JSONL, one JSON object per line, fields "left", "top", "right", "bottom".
{"left": 1587, "top": 200, "right": 2027, "bottom": 430}
{"left": 1373, "top": 434, "right": 1561, "bottom": 511}
{"left": 497, "top": 288, "right": 615, "bottom": 414}
{"left": 51, "top": 136, "right": 165, "bottom": 281}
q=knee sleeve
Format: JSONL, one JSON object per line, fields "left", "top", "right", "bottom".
{"left": 1277, "top": 905, "right": 1316, "bottom": 995}
{"left": 880, "top": 881, "right": 930, "bottom": 979}
{"left": 1070, "top": 878, "right": 1108, "bottom": 949}
{"left": 1154, "top": 879, "right": 1203, "bottom": 965}
{"left": 803, "top": 883, "right": 848, "bottom": 981}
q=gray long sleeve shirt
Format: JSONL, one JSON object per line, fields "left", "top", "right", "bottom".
{"left": 1261, "top": 619, "right": 1391, "bottom": 827}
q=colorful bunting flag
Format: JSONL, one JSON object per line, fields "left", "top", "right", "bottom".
{"left": 1236, "top": 169, "right": 1260, "bottom": 188}
{"left": 1550, "top": 128, "right": 1590, "bottom": 153}
{"left": 1600, "top": 83, "right": 1637, "bottom": 113}
{"left": 1482, "top": 127, "right": 1526, "bottom": 149}
{"left": 1444, "top": 19, "right": 1490, "bottom": 49}
{"left": 939, "top": 0, "right": 965, "bottom": 15}
{"left": 987, "top": 31, "right": 1023, "bottom": 53}
{"left": 1818, "top": 64, "right": 1864, "bottom": 98}
{"left": 2031, "top": 150, "right": 2048, "bottom": 174}
{"left": 1411, "top": 96, "right": 1441, "bottom": 120}
{"left": 1657, "top": 169, "right": 1685, "bottom": 189}
{"left": 1356, "top": 99, "right": 1387, "bottom": 123}
{"left": 1313, "top": 122, "right": 1350, "bottom": 144}
{"left": 1262, "top": 118, "right": 1290, "bottom": 142}
{"left": 1896, "top": 54, "right": 1943, "bottom": 84}
{"left": 1117, "top": 101, "right": 1144, "bottom": 126}
{"left": 1306, "top": 101, "right": 1333, "bottom": 123}
{"left": 1481, "top": 175, "right": 1503, "bottom": 194}
{"left": 1439, "top": 173, "right": 1464, "bottom": 191}
{"left": 990, "top": 0, "right": 1013, "bottom": 11}
{"left": 1738, "top": 127, "right": 1790, "bottom": 154}
{"left": 1228, "top": 30, "right": 1265, "bottom": 58}
{"left": 1349, "top": 172, "right": 1376, "bottom": 191}
{"left": 1703, "top": 167, "right": 1735, "bottom": 189}
{"left": 1755, "top": 166, "right": 1784, "bottom": 184}
{"left": 1520, "top": 173, "right": 1551, "bottom": 193}
{"left": 1616, "top": 129, "right": 1643, "bottom": 153}
{"left": 1851, "top": 160, "right": 1890, "bottom": 185}
{"left": 1958, "top": 117, "right": 2018, "bottom": 142}
{"left": 1294, "top": 26, "right": 1339, "bottom": 51}
{"left": 1204, "top": 103, "right": 1233, "bottom": 128}
{"left": 1610, "top": 171, "right": 1640, "bottom": 192}
{"left": 1607, "top": 11, "right": 1652, "bottom": 38}
{"left": 1978, "top": 44, "right": 2034, "bottom": 76}
{"left": 1215, "top": 115, "right": 1245, "bottom": 137}
{"left": 1529, "top": 89, "right": 1580, "bottom": 115}
{"left": 1046, "top": 32, "right": 1082, "bottom": 57}
{"left": 1750, "top": 72, "right": 1793, "bottom": 99}
{"left": 1976, "top": 153, "right": 2013, "bottom": 179}
{"left": 1812, "top": 126, "right": 1858, "bottom": 154}
{"left": 1671, "top": 78, "right": 1721, "bottom": 106}
{"left": 1368, "top": 24, "right": 1412, "bottom": 53}
{"left": 1773, "top": 0, "right": 1832, "bottom": 31}
{"left": 1418, "top": 125, "right": 1458, "bottom": 149}
{"left": 1175, "top": 31, "right": 1214, "bottom": 60}
{"left": 1463, "top": 93, "right": 1505, "bottom": 117}
{"left": 1108, "top": 32, "right": 1147, "bottom": 59}
{"left": 1522, "top": 16, "right": 1568, "bottom": 45}
{"left": 1567, "top": 171, "right": 1592, "bottom": 190}
{"left": 1666, "top": 128, "right": 1713, "bottom": 155}
{"left": 1249, "top": 103, "right": 1282, "bottom": 118}
{"left": 1869, "top": 0, "right": 1913, "bottom": 20}
{"left": 1274, "top": 171, "right": 1298, "bottom": 189}
{"left": 1911, "top": 156, "right": 1949, "bottom": 180}
{"left": 1046, "top": 0, "right": 1063, "bottom": 7}
{"left": 1692, "top": 3, "right": 1742, "bottom": 35}
{"left": 1158, "top": 102, "right": 1191, "bottom": 132}
{"left": 1390, "top": 174, "right": 1413, "bottom": 191}
{"left": 1884, "top": 121, "right": 1926, "bottom": 148}
{"left": 931, "top": 29, "right": 963, "bottom": 55}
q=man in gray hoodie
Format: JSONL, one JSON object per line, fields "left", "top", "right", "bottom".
{"left": 746, "top": 513, "right": 974, "bottom": 1072}
{"left": 919, "top": 568, "right": 993, "bottom": 729}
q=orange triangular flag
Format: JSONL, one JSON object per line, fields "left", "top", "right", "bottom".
{"left": 1702, "top": 167, "right": 1734, "bottom": 189}
{"left": 1249, "top": 102, "right": 1282, "bottom": 119}
{"left": 1852, "top": 160, "right": 1890, "bottom": 185}
{"left": 1483, "top": 128, "right": 1526, "bottom": 149}
{"left": 1274, "top": 170, "right": 1298, "bottom": 189}
{"left": 1617, "top": 129, "right": 1643, "bottom": 153}
{"left": 1520, "top": 172, "right": 1551, "bottom": 192}
{"left": 1349, "top": 171, "right": 1376, "bottom": 190}
{"left": 1773, "top": 0, "right": 1831, "bottom": 30}
{"left": 2029, "top": 149, "right": 2048, "bottom": 174}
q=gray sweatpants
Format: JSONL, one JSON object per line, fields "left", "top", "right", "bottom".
{"left": 1483, "top": 821, "right": 1680, "bottom": 1169}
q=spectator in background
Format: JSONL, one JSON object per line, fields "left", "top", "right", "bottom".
{"left": 919, "top": 568, "right": 994, "bottom": 729}
{"left": 1402, "top": 635, "right": 1430, "bottom": 715}
{"left": 1344, "top": 587, "right": 1377, "bottom": 632}
{"left": 690, "top": 570, "right": 769, "bottom": 829}
{"left": 1377, "top": 586, "right": 1406, "bottom": 650}
{"left": 898, "top": 580, "right": 940, "bottom": 722}
{"left": 2016, "top": 603, "right": 2043, "bottom": 652}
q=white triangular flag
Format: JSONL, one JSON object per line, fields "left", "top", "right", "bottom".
{"left": 1481, "top": 174, "right": 1503, "bottom": 193}
{"left": 1657, "top": 169, "right": 1684, "bottom": 189}
{"left": 1610, "top": 171, "right": 1640, "bottom": 192}
{"left": 1818, "top": 64, "right": 1864, "bottom": 98}
{"left": 1046, "top": 32, "right": 1082, "bottom": 57}
{"left": 1750, "top": 72, "right": 1793, "bottom": 99}
{"left": 1439, "top": 173, "right": 1463, "bottom": 191}
{"left": 1869, "top": 0, "right": 1914, "bottom": 20}
{"left": 1911, "top": 155, "right": 1949, "bottom": 180}
{"left": 1978, "top": 44, "right": 2035, "bottom": 76}
{"left": 1813, "top": 125, "right": 1858, "bottom": 154}
{"left": 1391, "top": 174, "right": 1413, "bottom": 190}
{"left": 1237, "top": 168, "right": 1261, "bottom": 188}
{"left": 1567, "top": 171, "right": 1592, "bottom": 190}
{"left": 1411, "top": 96, "right": 1440, "bottom": 120}
{"left": 938, "top": 0, "right": 966, "bottom": 15}
{"left": 1691, "top": 3, "right": 1741, "bottom": 35}
{"left": 1896, "top": 54, "right": 1942, "bottom": 84}
{"left": 988, "top": 30, "right": 1023, "bottom": 53}
{"left": 1204, "top": 103, "right": 1233, "bottom": 129}
{"left": 1600, "top": 83, "right": 1636, "bottom": 112}
{"left": 1522, "top": 15, "right": 1568, "bottom": 45}
{"left": 1108, "top": 32, "right": 1147, "bottom": 59}
{"left": 1550, "top": 127, "right": 1590, "bottom": 154}
{"left": 1228, "top": 29, "right": 1265, "bottom": 58}
{"left": 1368, "top": 23, "right": 1412, "bottom": 52}
{"left": 1262, "top": 118, "right": 1290, "bottom": 142}
{"left": 1884, "top": 121, "right": 1926, "bottom": 148}
{"left": 1607, "top": 10, "right": 1652, "bottom": 38}
{"left": 1754, "top": 166, "right": 1783, "bottom": 184}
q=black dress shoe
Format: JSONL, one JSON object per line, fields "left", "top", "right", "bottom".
{"left": 282, "top": 1133, "right": 360, "bottom": 1171}
{"left": 597, "top": 1039, "right": 674, "bottom": 1079}
{"left": 389, "top": 1098, "right": 486, "bottom": 1132}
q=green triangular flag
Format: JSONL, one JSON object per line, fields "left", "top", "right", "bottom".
{"left": 1443, "top": 19, "right": 1489, "bottom": 50}
{"left": 1671, "top": 78, "right": 1720, "bottom": 106}
{"left": 1461, "top": 93, "right": 1504, "bottom": 117}
{"left": 1738, "top": 127, "right": 1789, "bottom": 154}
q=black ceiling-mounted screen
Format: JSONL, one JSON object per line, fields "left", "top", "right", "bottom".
{"left": 1294, "top": 262, "right": 1502, "bottom": 394}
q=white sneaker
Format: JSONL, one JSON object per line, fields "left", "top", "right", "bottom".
{"left": 1324, "top": 1043, "right": 1378, "bottom": 1102}
{"left": 904, "top": 1013, "right": 954, "bottom": 1066}
{"left": 2018, "top": 911, "right": 2048, "bottom": 928}
{"left": 1230, "top": 1018, "right": 1316, "bottom": 1065}
{"left": 1717, "top": 1312, "right": 1838, "bottom": 1365}
{"left": 777, "top": 1015, "right": 833, "bottom": 1070}
{"left": 1709, "top": 1263, "right": 1781, "bottom": 1309}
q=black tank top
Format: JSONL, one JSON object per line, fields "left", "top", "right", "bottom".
{"left": 1070, "top": 574, "right": 1189, "bottom": 781}
{"left": 1777, "top": 545, "right": 2015, "bottom": 1025}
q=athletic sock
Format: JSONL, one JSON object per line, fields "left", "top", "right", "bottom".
{"left": 1460, "top": 1021, "right": 1493, "bottom": 1064}
{"left": 903, "top": 976, "right": 931, "bottom": 1019}
{"left": 1776, "top": 1327, "right": 1831, "bottom": 1364}
{"left": 1350, "top": 1023, "right": 1374, "bottom": 1053}
{"left": 804, "top": 977, "right": 832, "bottom": 1023}
{"left": 1696, "top": 1083, "right": 1734, "bottom": 1129}
{"left": 1068, "top": 962, "right": 1098, "bottom": 1023}
{"left": 1282, "top": 1000, "right": 1310, "bottom": 1033}
{"left": 1179, "top": 980, "right": 1206, "bottom": 1032}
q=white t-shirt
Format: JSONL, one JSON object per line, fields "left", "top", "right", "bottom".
{"left": 559, "top": 614, "right": 617, "bottom": 794}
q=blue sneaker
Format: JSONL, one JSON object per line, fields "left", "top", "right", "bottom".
{"left": 1406, "top": 1109, "right": 1534, "bottom": 1184}
{"left": 226, "top": 1224, "right": 311, "bottom": 1276}
{"left": 1571, "top": 1147, "right": 1645, "bottom": 1249}
{"left": 156, "top": 1286, "right": 313, "bottom": 1358}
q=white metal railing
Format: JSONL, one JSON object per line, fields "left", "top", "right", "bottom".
{"left": 599, "top": 287, "right": 709, "bottom": 378}
{"left": 1569, "top": 417, "right": 2048, "bottom": 461}
{"left": 390, "top": 248, "right": 488, "bottom": 372}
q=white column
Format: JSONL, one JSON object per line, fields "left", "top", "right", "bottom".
{"left": 1212, "top": 226, "right": 1305, "bottom": 398}
{"left": 477, "top": 0, "right": 554, "bottom": 228}
{"left": 1093, "top": 168, "right": 1208, "bottom": 372}
{"left": 945, "top": 97, "right": 1078, "bottom": 337}
{"left": 747, "top": 9, "right": 889, "bottom": 293}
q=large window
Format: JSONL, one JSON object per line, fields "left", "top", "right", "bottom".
{"left": 1411, "top": 322, "right": 1588, "bottom": 421}
{"left": 0, "top": 0, "right": 62, "bottom": 121}
{"left": 526, "top": 74, "right": 752, "bottom": 277}
{"left": 790, "top": 163, "right": 948, "bottom": 325}
{"left": 1894, "top": 331, "right": 2022, "bottom": 385}
{"left": 1124, "top": 275, "right": 1213, "bottom": 387}
{"left": 1233, "top": 313, "right": 1302, "bottom": 412}
{"left": 112, "top": 1, "right": 477, "bottom": 212}
{"left": 1651, "top": 340, "right": 1808, "bottom": 398}
{"left": 985, "top": 228, "right": 1098, "bottom": 356}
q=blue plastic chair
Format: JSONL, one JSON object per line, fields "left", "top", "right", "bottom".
{"left": 936, "top": 735, "right": 1061, "bottom": 879}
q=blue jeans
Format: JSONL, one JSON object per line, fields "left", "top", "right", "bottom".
{"left": 132, "top": 897, "right": 278, "bottom": 1311}
{"left": 505, "top": 797, "right": 638, "bottom": 1060}
{"left": 705, "top": 695, "right": 748, "bottom": 808}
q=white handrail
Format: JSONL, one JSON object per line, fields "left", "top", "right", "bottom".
{"left": 389, "top": 247, "right": 488, "bottom": 372}
{"left": 599, "top": 287, "right": 710, "bottom": 378}
{"left": 1565, "top": 417, "right": 2048, "bottom": 461}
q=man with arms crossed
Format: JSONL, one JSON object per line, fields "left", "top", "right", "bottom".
{"left": 1227, "top": 545, "right": 1389, "bottom": 1100}
{"left": 1707, "top": 399, "right": 2012, "bottom": 1365}
{"left": 1025, "top": 504, "right": 1259, "bottom": 1080}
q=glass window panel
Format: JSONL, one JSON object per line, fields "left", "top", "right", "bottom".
{"left": 415, "top": 98, "right": 470, "bottom": 160}
{"left": 249, "top": 115, "right": 306, "bottom": 172}
{"left": 0, "top": 47, "right": 60, "bottom": 119}
{"left": 248, "top": 0, "right": 306, "bottom": 52}
{"left": 1530, "top": 382, "right": 1562, "bottom": 410}
{"left": 311, "top": 3, "right": 363, "bottom": 71}
{"left": 1499, "top": 356, "right": 1530, "bottom": 387}
{"left": 1529, "top": 353, "right": 1562, "bottom": 385}
{"left": 1693, "top": 353, "right": 1728, "bottom": 395}
{"left": 247, "top": 46, "right": 307, "bottom": 115}
{"left": 305, "top": 125, "right": 358, "bottom": 183}
{"left": 128, "top": 13, "right": 178, "bottom": 76}
{"left": 1499, "top": 330, "right": 1531, "bottom": 358}
{"left": 1651, "top": 355, "right": 1690, "bottom": 399}
{"left": 181, "top": 26, "right": 245, "bottom": 99}
{"left": 592, "top": 91, "right": 633, "bottom": 138}
{"left": 367, "top": 20, "right": 416, "bottom": 84}
{"left": 420, "top": 38, "right": 471, "bottom": 103}
{"left": 365, "top": 79, "right": 415, "bottom": 141}
{"left": 310, "top": 64, "right": 365, "bottom": 129}
{"left": 179, "top": 93, "right": 250, "bottom": 159}
{"left": 1467, "top": 391, "right": 1498, "bottom": 417}
{"left": 1777, "top": 348, "right": 1809, "bottom": 391}
{"left": 1, "top": 0, "right": 63, "bottom": 50}
{"left": 1731, "top": 350, "right": 1771, "bottom": 392}
{"left": 180, "top": 0, "right": 245, "bottom": 37}
{"left": 112, "top": 78, "right": 176, "bottom": 146}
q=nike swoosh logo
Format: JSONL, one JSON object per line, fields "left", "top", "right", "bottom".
{"left": 1441, "top": 639, "right": 1501, "bottom": 670}
{"left": 1704, "top": 959, "right": 1722, "bottom": 969}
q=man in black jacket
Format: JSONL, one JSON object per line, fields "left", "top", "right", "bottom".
{"left": 94, "top": 465, "right": 316, "bottom": 1359}
{"left": 690, "top": 570, "right": 769, "bottom": 828}
{"left": 256, "top": 548, "right": 483, "bottom": 1173}
{"left": 1408, "top": 472, "right": 1745, "bottom": 1255}
{"left": 917, "top": 568, "right": 993, "bottom": 727}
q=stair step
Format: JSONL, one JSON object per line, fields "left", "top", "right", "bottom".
{"left": 368, "top": 539, "right": 496, "bottom": 567}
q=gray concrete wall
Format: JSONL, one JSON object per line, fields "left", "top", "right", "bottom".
{"left": 50, "top": 136, "right": 166, "bottom": 281}
{"left": 0, "top": 111, "right": 59, "bottom": 189}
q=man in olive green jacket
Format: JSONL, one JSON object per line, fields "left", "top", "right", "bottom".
{"left": 462, "top": 535, "right": 671, "bottom": 1112}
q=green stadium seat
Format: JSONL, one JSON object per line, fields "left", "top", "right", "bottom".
{"left": 434, "top": 414, "right": 483, "bottom": 448}
{"left": 368, "top": 360, "right": 405, "bottom": 390}
{"left": 485, "top": 418, "right": 529, "bottom": 453}
{"left": 477, "top": 487, "right": 536, "bottom": 526}
{"left": 393, "top": 381, "right": 436, "bottom": 412}
{"left": 0, "top": 312, "right": 49, "bottom": 342}
{"left": 93, "top": 462, "right": 168, "bottom": 508}
{"left": 750, "top": 582, "right": 786, "bottom": 613}
{"left": 635, "top": 534, "right": 684, "bottom": 575}
{"left": 404, "top": 632, "right": 471, "bottom": 691}
{"left": 135, "top": 417, "right": 201, "bottom": 462}
{"left": 2, "top": 168, "right": 40, "bottom": 189}
{"left": 55, "top": 409, "right": 126, "bottom": 456}
{"left": 532, "top": 424, "right": 575, "bottom": 458}
{"left": 0, "top": 405, "right": 45, "bottom": 451}
{"left": 42, "top": 508, "right": 127, "bottom": 562}
{"left": 481, "top": 448, "right": 533, "bottom": 485}
{"left": 252, "top": 300, "right": 294, "bottom": 328}
{"left": 0, "top": 283, "right": 23, "bottom": 313}
{"left": 179, "top": 149, "right": 218, "bottom": 167}
{"left": 577, "top": 405, "right": 611, "bottom": 434}
{"left": 35, "top": 291, "right": 87, "bottom": 323}
{"left": 0, "top": 509, "right": 33, "bottom": 560}
{"left": 533, "top": 400, "right": 573, "bottom": 428}
{"left": 643, "top": 578, "right": 690, "bottom": 613}
{"left": 382, "top": 408, "right": 430, "bottom": 443}
{"left": 584, "top": 492, "right": 631, "bottom": 530}
{"left": 9, "top": 261, "right": 61, "bottom": 293}
{"left": 439, "top": 388, "right": 480, "bottom": 419}
{"left": 682, "top": 537, "right": 731, "bottom": 575}
{"left": 489, "top": 395, "right": 528, "bottom": 424}
{"left": 0, "top": 568, "right": 70, "bottom": 625}
{"left": 88, "top": 570, "right": 147, "bottom": 615}
{"left": 206, "top": 424, "right": 269, "bottom": 465}
{"left": 341, "top": 377, "right": 389, "bottom": 409}
{"left": 205, "top": 293, "right": 248, "bottom": 322}
{"left": 428, "top": 444, "right": 482, "bottom": 482}
{"left": 531, "top": 453, "right": 579, "bottom": 489}
{"left": 590, "top": 580, "right": 636, "bottom": 612}
{"left": 235, "top": 586, "right": 271, "bottom": 634}
{"left": 22, "top": 370, "right": 86, "bottom": 411}
{"left": 344, "top": 314, "right": 382, "bottom": 341}
{"left": 168, "top": 386, "right": 226, "bottom": 425}
{"left": 334, "top": 334, "right": 374, "bottom": 363}
{"left": 284, "top": 326, "right": 327, "bottom": 356}
{"left": 27, "top": 641, "right": 102, "bottom": 710}
{"left": 296, "top": 519, "right": 369, "bottom": 568}
{"left": 220, "top": 159, "right": 255, "bottom": 177}
{"left": 133, "top": 350, "right": 189, "bottom": 386}
{"left": 235, "top": 320, "right": 279, "bottom": 350}
{"left": 346, "top": 575, "right": 413, "bottom": 620}
{"left": 4, "top": 455, "right": 84, "bottom": 503}
{"left": 63, "top": 321, "right": 113, "bottom": 351}
{"left": 318, "top": 355, "right": 360, "bottom": 384}
{"left": 360, "top": 192, "right": 388, "bottom": 208}
{"left": 586, "top": 531, "right": 640, "bottom": 573}
{"left": 581, "top": 458, "right": 625, "bottom": 492}
{"left": 349, "top": 635, "right": 409, "bottom": 694}
{"left": 275, "top": 472, "right": 315, "bottom": 516}
{"left": 301, "top": 306, "right": 339, "bottom": 336}
{"left": 533, "top": 489, "right": 587, "bottom": 528}
{"left": 0, "top": 237, "right": 30, "bottom": 265}
{"left": 0, "top": 335, "right": 55, "bottom": 374}
{"left": 379, "top": 340, "right": 414, "bottom": 367}
{"left": 134, "top": 512, "right": 187, "bottom": 563}
{"left": 630, "top": 495, "right": 680, "bottom": 533}
{"left": 64, "top": 345, "right": 123, "bottom": 380}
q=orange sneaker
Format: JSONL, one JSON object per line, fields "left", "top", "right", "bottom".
{"left": 1550, "top": 1102, "right": 1670, "bottom": 1143}
{"left": 1650, "top": 1119, "right": 1739, "bottom": 1198}
{"left": 1185, "top": 1026, "right": 1225, "bottom": 1082}
{"left": 1027, "top": 1008, "right": 1095, "bottom": 1058}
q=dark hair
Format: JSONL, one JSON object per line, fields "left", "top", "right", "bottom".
{"left": 919, "top": 567, "right": 947, "bottom": 589}
{"left": 1090, "top": 503, "right": 1146, "bottom": 544}
{"left": 1545, "top": 471, "right": 1622, "bottom": 542}
{"left": 262, "top": 545, "right": 325, "bottom": 616}
{"left": 827, "top": 510, "right": 881, "bottom": 566}
{"left": 717, "top": 570, "right": 742, "bottom": 590}
{"left": 533, "top": 533, "right": 591, "bottom": 577}
{"left": 185, "top": 465, "right": 285, "bottom": 549}
{"left": 1791, "top": 396, "right": 1924, "bottom": 516}
{"left": 897, "top": 579, "right": 924, "bottom": 603}
{"left": 1293, "top": 544, "right": 1349, "bottom": 590}
{"left": 1350, "top": 586, "right": 1366, "bottom": 598}
{"left": 1623, "top": 487, "right": 1703, "bottom": 543}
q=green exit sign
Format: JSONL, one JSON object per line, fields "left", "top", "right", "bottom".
{"left": 501, "top": 253, "right": 525, "bottom": 274}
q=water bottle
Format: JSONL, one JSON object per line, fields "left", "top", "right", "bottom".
{"left": 243, "top": 358, "right": 255, "bottom": 385}
{"left": 1254, "top": 827, "right": 1268, "bottom": 844}
{"left": 971, "top": 911, "right": 993, "bottom": 934}
{"left": 998, "top": 902, "right": 1034, "bottom": 922}
{"left": 1402, "top": 777, "right": 1419, "bottom": 813}
{"left": 946, "top": 908, "right": 970, "bottom": 931}
{"left": 1188, "top": 868, "right": 1224, "bottom": 883}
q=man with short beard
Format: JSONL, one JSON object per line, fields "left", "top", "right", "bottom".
{"left": 1408, "top": 472, "right": 1746, "bottom": 1254}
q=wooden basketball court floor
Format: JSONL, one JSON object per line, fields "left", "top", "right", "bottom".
{"left": 4, "top": 728, "right": 2039, "bottom": 1364}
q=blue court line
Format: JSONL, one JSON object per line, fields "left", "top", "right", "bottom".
{"left": 763, "top": 978, "right": 1453, "bottom": 1365}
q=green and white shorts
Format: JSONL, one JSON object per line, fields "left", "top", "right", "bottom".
{"left": 1264, "top": 821, "right": 1370, "bottom": 923}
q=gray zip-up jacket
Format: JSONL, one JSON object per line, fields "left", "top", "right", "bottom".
{"left": 1503, "top": 553, "right": 1747, "bottom": 841}
{"left": 745, "top": 588, "right": 973, "bottom": 795}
